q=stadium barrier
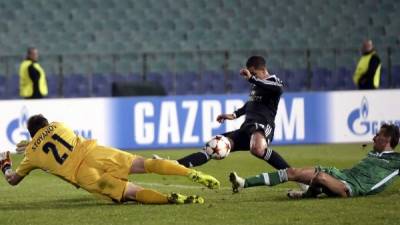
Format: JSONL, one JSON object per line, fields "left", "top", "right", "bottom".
{"left": 0, "top": 90, "right": 399, "bottom": 152}
{"left": 1, "top": 47, "right": 399, "bottom": 100}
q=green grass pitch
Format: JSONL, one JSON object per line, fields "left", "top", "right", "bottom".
{"left": 1, "top": 144, "right": 400, "bottom": 225}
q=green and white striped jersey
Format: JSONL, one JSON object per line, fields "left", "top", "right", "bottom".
{"left": 342, "top": 151, "right": 400, "bottom": 195}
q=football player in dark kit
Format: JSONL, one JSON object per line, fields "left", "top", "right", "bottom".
{"left": 165, "top": 56, "right": 293, "bottom": 173}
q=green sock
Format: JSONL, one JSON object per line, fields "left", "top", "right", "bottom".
{"left": 244, "top": 170, "right": 288, "bottom": 188}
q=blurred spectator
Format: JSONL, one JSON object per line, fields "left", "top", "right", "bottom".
{"left": 353, "top": 40, "right": 381, "bottom": 89}
{"left": 19, "top": 47, "right": 48, "bottom": 99}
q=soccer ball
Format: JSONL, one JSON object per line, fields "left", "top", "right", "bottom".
{"left": 204, "top": 135, "right": 231, "bottom": 160}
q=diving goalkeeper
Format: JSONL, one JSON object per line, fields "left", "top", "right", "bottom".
{"left": 0, "top": 114, "right": 220, "bottom": 204}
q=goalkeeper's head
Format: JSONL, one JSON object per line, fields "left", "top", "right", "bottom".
{"left": 27, "top": 114, "right": 49, "bottom": 138}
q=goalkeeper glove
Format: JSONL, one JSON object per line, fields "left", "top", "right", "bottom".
{"left": 16, "top": 140, "right": 29, "bottom": 154}
{"left": 0, "top": 151, "right": 12, "bottom": 175}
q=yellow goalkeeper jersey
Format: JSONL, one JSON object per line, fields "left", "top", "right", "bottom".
{"left": 16, "top": 122, "right": 96, "bottom": 185}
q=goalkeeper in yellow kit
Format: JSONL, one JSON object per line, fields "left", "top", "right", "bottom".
{"left": 0, "top": 114, "right": 220, "bottom": 204}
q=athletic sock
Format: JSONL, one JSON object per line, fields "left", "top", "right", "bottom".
{"left": 177, "top": 151, "right": 210, "bottom": 168}
{"left": 135, "top": 189, "right": 168, "bottom": 204}
{"left": 263, "top": 148, "right": 291, "bottom": 169}
{"left": 245, "top": 169, "right": 288, "bottom": 187}
{"left": 144, "top": 159, "right": 190, "bottom": 176}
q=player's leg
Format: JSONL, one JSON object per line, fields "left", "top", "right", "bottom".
{"left": 130, "top": 157, "right": 220, "bottom": 189}
{"left": 124, "top": 183, "right": 167, "bottom": 203}
{"left": 76, "top": 155, "right": 205, "bottom": 204}
{"left": 311, "top": 172, "right": 350, "bottom": 197}
{"left": 230, "top": 167, "right": 315, "bottom": 192}
{"left": 287, "top": 167, "right": 318, "bottom": 184}
{"left": 231, "top": 165, "right": 349, "bottom": 197}
{"left": 77, "top": 169, "right": 203, "bottom": 204}
{"left": 176, "top": 130, "right": 243, "bottom": 167}
{"left": 78, "top": 145, "right": 213, "bottom": 203}
{"left": 123, "top": 182, "right": 204, "bottom": 204}
{"left": 130, "top": 157, "right": 188, "bottom": 175}
{"left": 248, "top": 125, "right": 311, "bottom": 191}
{"left": 288, "top": 171, "right": 351, "bottom": 198}
{"left": 176, "top": 151, "right": 210, "bottom": 168}
{"left": 286, "top": 167, "right": 328, "bottom": 198}
{"left": 249, "top": 130, "right": 290, "bottom": 169}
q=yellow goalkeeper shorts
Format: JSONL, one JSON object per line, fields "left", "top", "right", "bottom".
{"left": 75, "top": 145, "right": 138, "bottom": 202}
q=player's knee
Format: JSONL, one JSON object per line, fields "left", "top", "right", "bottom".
{"left": 286, "top": 168, "right": 298, "bottom": 178}
{"left": 313, "top": 172, "right": 328, "bottom": 184}
{"left": 250, "top": 135, "right": 267, "bottom": 158}
{"left": 250, "top": 144, "right": 266, "bottom": 158}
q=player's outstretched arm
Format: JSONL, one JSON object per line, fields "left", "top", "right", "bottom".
{"left": 218, "top": 101, "right": 248, "bottom": 124}
{"left": 216, "top": 113, "right": 236, "bottom": 123}
{"left": 5, "top": 171, "right": 24, "bottom": 186}
{"left": 0, "top": 151, "right": 24, "bottom": 186}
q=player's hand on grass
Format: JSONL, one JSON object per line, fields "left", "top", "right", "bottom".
{"left": 240, "top": 68, "right": 252, "bottom": 80}
{"left": 216, "top": 114, "right": 236, "bottom": 123}
{"left": 16, "top": 140, "right": 29, "bottom": 154}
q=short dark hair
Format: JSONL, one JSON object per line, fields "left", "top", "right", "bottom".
{"left": 26, "top": 47, "right": 37, "bottom": 59}
{"left": 27, "top": 114, "right": 49, "bottom": 137}
{"left": 26, "top": 47, "right": 36, "bottom": 55}
{"left": 381, "top": 124, "right": 400, "bottom": 149}
{"left": 246, "top": 56, "right": 266, "bottom": 70}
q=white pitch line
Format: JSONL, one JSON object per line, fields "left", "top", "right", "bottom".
{"left": 134, "top": 181, "right": 291, "bottom": 192}
{"left": 135, "top": 181, "right": 231, "bottom": 190}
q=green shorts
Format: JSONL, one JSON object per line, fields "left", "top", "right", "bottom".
{"left": 316, "top": 166, "right": 360, "bottom": 197}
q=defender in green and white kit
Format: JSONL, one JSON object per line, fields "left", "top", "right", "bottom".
{"left": 316, "top": 150, "right": 400, "bottom": 196}
{"left": 229, "top": 124, "right": 400, "bottom": 198}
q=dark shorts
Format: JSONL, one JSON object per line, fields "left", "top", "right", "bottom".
{"left": 221, "top": 122, "right": 274, "bottom": 152}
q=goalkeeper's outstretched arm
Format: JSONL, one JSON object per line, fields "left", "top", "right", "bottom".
{"left": 0, "top": 151, "right": 24, "bottom": 186}
{"left": 4, "top": 171, "right": 24, "bottom": 186}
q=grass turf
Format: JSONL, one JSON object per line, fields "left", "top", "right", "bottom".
{"left": 1, "top": 144, "right": 400, "bottom": 225}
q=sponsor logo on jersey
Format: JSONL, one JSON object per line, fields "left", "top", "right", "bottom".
{"left": 249, "top": 90, "right": 263, "bottom": 102}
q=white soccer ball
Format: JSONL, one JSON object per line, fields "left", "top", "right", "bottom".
{"left": 204, "top": 135, "right": 231, "bottom": 160}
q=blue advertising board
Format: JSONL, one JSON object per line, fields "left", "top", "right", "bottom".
{"left": 109, "top": 93, "right": 330, "bottom": 149}
{"left": 1, "top": 90, "right": 399, "bottom": 151}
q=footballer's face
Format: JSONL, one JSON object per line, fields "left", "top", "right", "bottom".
{"left": 248, "top": 66, "right": 268, "bottom": 79}
{"left": 362, "top": 40, "right": 373, "bottom": 54}
{"left": 29, "top": 49, "right": 39, "bottom": 61}
{"left": 373, "top": 128, "right": 391, "bottom": 152}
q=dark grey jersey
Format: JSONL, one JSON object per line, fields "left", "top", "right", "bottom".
{"left": 233, "top": 75, "right": 283, "bottom": 127}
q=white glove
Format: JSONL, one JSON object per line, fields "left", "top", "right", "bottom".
{"left": 0, "top": 151, "right": 12, "bottom": 174}
{"left": 0, "top": 151, "right": 8, "bottom": 160}
{"left": 15, "top": 140, "right": 30, "bottom": 154}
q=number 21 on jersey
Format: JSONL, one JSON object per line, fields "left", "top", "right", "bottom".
{"left": 42, "top": 134, "right": 73, "bottom": 165}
